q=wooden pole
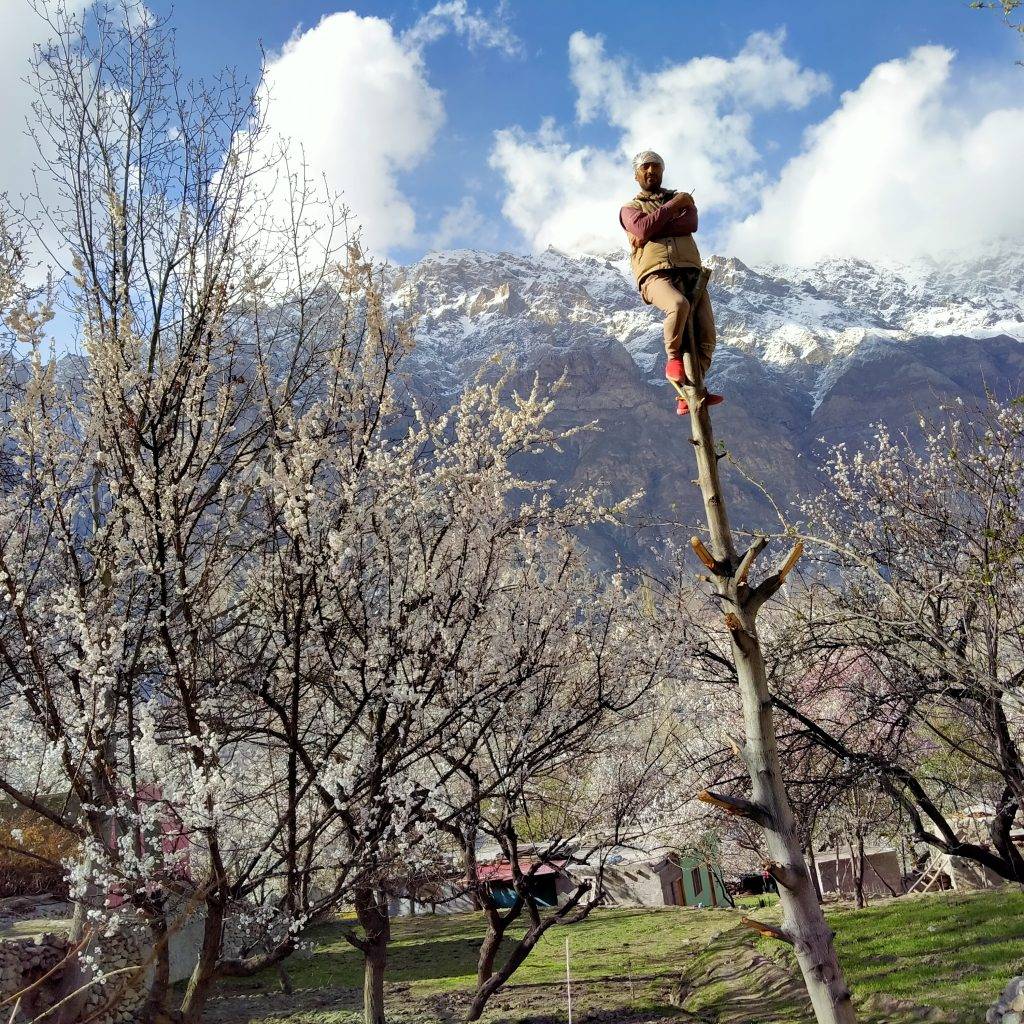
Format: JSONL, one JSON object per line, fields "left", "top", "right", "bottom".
{"left": 680, "top": 268, "right": 857, "bottom": 1024}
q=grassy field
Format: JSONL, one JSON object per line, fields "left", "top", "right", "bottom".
{"left": 206, "top": 888, "right": 1024, "bottom": 1023}
{"left": 824, "top": 889, "right": 1024, "bottom": 1016}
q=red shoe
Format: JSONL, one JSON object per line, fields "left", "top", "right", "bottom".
{"left": 665, "top": 358, "right": 686, "bottom": 384}
{"left": 676, "top": 392, "right": 724, "bottom": 417}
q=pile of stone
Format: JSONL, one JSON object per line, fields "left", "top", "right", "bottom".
{"left": 988, "top": 976, "right": 1024, "bottom": 1024}
{"left": 0, "top": 930, "right": 146, "bottom": 1024}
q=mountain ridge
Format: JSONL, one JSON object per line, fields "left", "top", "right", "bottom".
{"left": 390, "top": 244, "right": 1024, "bottom": 566}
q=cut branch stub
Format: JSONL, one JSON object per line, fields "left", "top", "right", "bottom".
{"left": 748, "top": 540, "right": 806, "bottom": 612}
{"left": 736, "top": 537, "right": 769, "bottom": 585}
{"left": 697, "top": 789, "right": 770, "bottom": 827}
{"left": 763, "top": 860, "right": 804, "bottom": 891}
{"left": 691, "top": 535, "right": 726, "bottom": 575}
{"left": 740, "top": 916, "right": 794, "bottom": 946}
{"left": 777, "top": 541, "right": 804, "bottom": 583}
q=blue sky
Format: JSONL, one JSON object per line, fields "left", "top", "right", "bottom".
{"left": 3, "top": 0, "right": 1024, "bottom": 267}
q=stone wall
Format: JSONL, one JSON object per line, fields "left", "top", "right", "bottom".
{"left": 0, "top": 930, "right": 147, "bottom": 1024}
{"left": 988, "top": 976, "right": 1024, "bottom": 1024}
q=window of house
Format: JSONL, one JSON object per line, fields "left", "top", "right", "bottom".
{"left": 690, "top": 866, "right": 703, "bottom": 895}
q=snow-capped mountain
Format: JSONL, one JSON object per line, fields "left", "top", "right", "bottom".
{"left": 390, "top": 244, "right": 1024, "bottom": 564}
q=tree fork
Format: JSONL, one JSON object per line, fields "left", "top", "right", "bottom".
{"left": 680, "top": 268, "right": 857, "bottom": 1024}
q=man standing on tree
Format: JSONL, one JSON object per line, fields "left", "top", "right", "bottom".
{"left": 620, "top": 150, "right": 723, "bottom": 415}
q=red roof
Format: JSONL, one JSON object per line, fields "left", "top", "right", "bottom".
{"left": 476, "top": 859, "right": 564, "bottom": 883}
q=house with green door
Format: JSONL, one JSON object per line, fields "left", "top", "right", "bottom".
{"left": 587, "top": 847, "right": 730, "bottom": 909}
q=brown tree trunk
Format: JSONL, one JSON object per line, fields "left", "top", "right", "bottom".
{"left": 466, "top": 926, "right": 542, "bottom": 1022}
{"left": 180, "top": 898, "right": 225, "bottom": 1024}
{"left": 363, "top": 944, "right": 386, "bottom": 1024}
{"left": 465, "top": 882, "right": 592, "bottom": 1022}
{"left": 464, "top": 832, "right": 483, "bottom": 912}
{"left": 476, "top": 910, "right": 505, "bottom": 988}
{"left": 847, "top": 835, "right": 864, "bottom": 909}
{"left": 354, "top": 888, "right": 391, "bottom": 1024}
{"left": 855, "top": 833, "right": 867, "bottom": 908}
{"left": 683, "top": 268, "right": 857, "bottom": 1024}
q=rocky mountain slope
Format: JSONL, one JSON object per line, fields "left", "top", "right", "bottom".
{"left": 390, "top": 244, "right": 1024, "bottom": 566}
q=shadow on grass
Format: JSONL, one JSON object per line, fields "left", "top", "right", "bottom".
{"left": 252, "top": 907, "right": 704, "bottom": 993}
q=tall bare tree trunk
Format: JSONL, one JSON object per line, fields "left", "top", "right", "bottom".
{"left": 683, "top": 268, "right": 857, "bottom": 1024}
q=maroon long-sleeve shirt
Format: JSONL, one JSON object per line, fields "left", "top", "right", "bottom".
{"left": 619, "top": 193, "right": 698, "bottom": 244}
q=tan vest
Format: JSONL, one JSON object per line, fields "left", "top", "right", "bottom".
{"left": 625, "top": 192, "right": 702, "bottom": 294}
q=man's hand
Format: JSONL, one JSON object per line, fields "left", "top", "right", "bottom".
{"left": 668, "top": 191, "right": 694, "bottom": 210}
{"left": 629, "top": 233, "right": 644, "bottom": 251}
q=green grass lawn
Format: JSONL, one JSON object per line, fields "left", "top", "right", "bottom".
{"left": 211, "top": 888, "right": 1024, "bottom": 1023}
{"left": 827, "top": 889, "right": 1024, "bottom": 1016}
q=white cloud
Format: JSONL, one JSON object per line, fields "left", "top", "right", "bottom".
{"left": 255, "top": 12, "right": 445, "bottom": 256}
{"left": 724, "top": 46, "right": 1024, "bottom": 266}
{"left": 255, "top": 5, "right": 519, "bottom": 258}
{"left": 0, "top": 1, "right": 87, "bottom": 212}
{"left": 402, "top": 0, "right": 521, "bottom": 57}
{"left": 489, "top": 29, "right": 829, "bottom": 255}
{"left": 430, "top": 195, "right": 498, "bottom": 250}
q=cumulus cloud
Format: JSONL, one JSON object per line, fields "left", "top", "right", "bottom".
{"left": 255, "top": 12, "right": 445, "bottom": 256}
{"left": 490, "top": 29, "right": 829, "bottom": 255}
{"left": 252, "top": 4, "right": 519, "bottom": 258}
{"left": 724, "top": 46, "right": 1024, "bottom": 266}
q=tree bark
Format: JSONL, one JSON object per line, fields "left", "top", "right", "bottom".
{"left": 465, "top": 882, "right": 592, "bottom": 1022}
{"left": 477, "top": 908, "right": 507, "bottom": 988}
{"left": 354, "top": 888, "right": 391, "bottom": 1024}
{"left": 848, "top": 834, "right": 865, "bottom": 909}
{"left": 180, "top": 897, "right": 225, "bottom": 1024}
{"left": 466, "top": 926, "right": 543, "bottom": 1021}
{"left": 683, "top": 268, "right": 857, "bottom": 1024}
{"left": 363, "top": 944, "right": 386, "bottom": 1024}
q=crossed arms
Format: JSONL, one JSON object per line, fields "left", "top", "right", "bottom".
{"left": 619, "top": 191, "right": 698, "bottom": 251}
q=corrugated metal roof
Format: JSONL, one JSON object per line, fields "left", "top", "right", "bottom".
{"left": 476, "top": 859, "right": 564, "bottom": 883}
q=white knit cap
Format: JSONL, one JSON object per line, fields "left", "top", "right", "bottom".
{"left": 632, "top": 150, "right": 664, "bottom": 170}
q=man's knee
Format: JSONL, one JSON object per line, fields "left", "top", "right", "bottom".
{"left": 669, "top": 296, "right": 690, "bottom": 319}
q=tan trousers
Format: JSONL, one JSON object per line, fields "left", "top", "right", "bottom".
{"left": 641, "top": 270, "right": 717, "bottom": 379}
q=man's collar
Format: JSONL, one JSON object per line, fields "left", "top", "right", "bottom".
{"left": 636, "top": 188, "right": 676, "bottom": 201}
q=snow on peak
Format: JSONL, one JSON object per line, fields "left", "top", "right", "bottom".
{"left": 389, "top": 246, "right": 1024, "bottom": 395}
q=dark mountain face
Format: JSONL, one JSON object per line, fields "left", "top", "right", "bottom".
{"left": 391, "top": 246, "right": 1024, "bottom": 566}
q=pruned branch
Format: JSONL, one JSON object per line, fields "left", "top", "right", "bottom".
{"left": 748, "top": 541, "right": 804, "bottom": 612}
{"left": 740, "top": 916, "right": 794, "bottom": 945}
{"left": 698, "top": 789, "right": 770, "bottom": 826}
{"left": 690, "top": 535, "right": 722, "bottom": 574}
{"left": 736, "top": 537, "right": 768, "bottom": 585}
{"left": 763, "top": 860, "right": 804, "bottom": 891}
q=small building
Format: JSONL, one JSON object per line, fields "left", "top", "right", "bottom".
{"left": 476, "top": 858, "right": 573, "bottom": 908}
{"left": 597, "top": 851, "right": 729, "bottom": 908}
{"left": 813, "top": 846, "right": 903, "bottom": 898}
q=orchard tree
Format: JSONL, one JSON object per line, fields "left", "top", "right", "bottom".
{"left": 0, "top": 6, "right": 630, "bottom": 1024}
{"left": 427, "top": 553, "right": 680, "bottom": 1022}
{"left": 779, "top": 395, "right": 1024, "bottom": 886}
